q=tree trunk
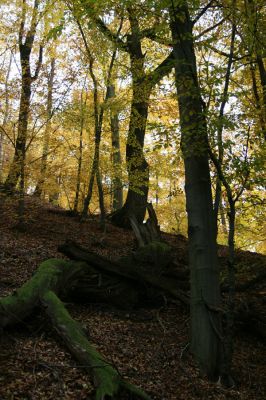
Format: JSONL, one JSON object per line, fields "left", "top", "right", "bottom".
{"left": 4, "top": 0, "right": 42, "bottom": 194}
{"left": 4, "top": 51, "right": 31, "bottom": 193}
{"left": 79, "top": 23, "right": 105, "bottom": 220}
{"left": 250, "top": 64, "right": 266, "bottom": 139}
{"left": 109, "top": 84, "right": 123, "bottom": 211}
{"left": 35, "top": 58, "right": 55, "bottom": 197}
{"left": 0, "top": 54, "right": 12, "bottom": 183}
{"left": 74, "top": 88, "right": 87, "bottom": 212}
{"left": 93, "top": 9, "right": 174, "bottom": 228}
{"left": 169, "top": 1, "right": 221, "bottom": 379}
{"left": 214, "top": 23, "right": 236, "bottom": 237}
{"left": 111, "top": 10, "right": 150, "bottom": 227}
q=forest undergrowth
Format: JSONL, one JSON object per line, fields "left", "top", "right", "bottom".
{"left": 0, "top": 196, "right": 265, "bottom": 400}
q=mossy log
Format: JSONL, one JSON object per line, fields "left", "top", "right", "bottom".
{"left": 0, "top": 259, "right": 150, "bottom": 399}
{"left": 42, "top": 290, "right": 150, "bottom": 400}
{"left": 0, "top": 259, "right": 87, "bottom": 328}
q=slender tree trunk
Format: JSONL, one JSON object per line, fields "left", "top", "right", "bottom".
{"left": 4, "top": 0, "right": 42, "bottom": 194}
{"left": 169, "top": 1, "right": 221, "bottom": 379}
{"left": 256, "top": 56, "right": 266, "bottom": 131}
{"left": 73, "top": 130, "right": 83, "bottom": 212}
{"left": 155, "top": 171, "right": 159, "bottom": 207}
{"left": 82, "top": 130, "right": 100, "bottom": 217}
{"left": 113, "top": 78, "right": 150, "bottom": 226}
{"left": 0, "top": 54, "right": 12, "bottom": 182}
{"left": 244, "top": 0, "right": 266, "bottom": 137}
{"left": 220, "top": 203, "right": 228, "bottom": 235}
{"left": 35, "top": 58, "right": 55, "bottom": 197}
{"left": 74, "top": 90, "right": 86, "bottom": 212}
{"left": 4, "top": 54, "right": 31, "bottom": 193}
{"left": 214, "top": 23, "right": 236, "bottom": 237}
{"left": 108, "top": 84, "right": 123, "bottom": 211}
{"left": 96, "top": 168, "right": 105, "bottom": 228}
{"left": 222, "top": 201, "right": 236, "bottom": 385}
{"left": 78, "top": 22, "right": 106, "bottom": 220}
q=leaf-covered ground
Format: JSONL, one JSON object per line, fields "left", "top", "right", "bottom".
{"left": 0, "top": 196, "right": 265, "bottom": 400}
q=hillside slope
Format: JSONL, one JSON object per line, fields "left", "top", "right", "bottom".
{"left": 0, "top": 196, "right": 265, "bottom": 400}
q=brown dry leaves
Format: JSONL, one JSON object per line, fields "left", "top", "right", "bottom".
{"left": 0, "top": 196, "right": 265, "bottom": 399}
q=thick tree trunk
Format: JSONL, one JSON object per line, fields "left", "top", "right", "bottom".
{"left": 111, "top": 12, "right": 150, "bottom": 227}
{"left": 93, "top": 8, "right": 174, "bottom": 228}
{"left": 169, "top": 1, "right": 221, "bottom": 379}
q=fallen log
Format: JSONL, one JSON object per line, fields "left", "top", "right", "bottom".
{"left": 58, "top": 240, "right": 190, "bottom": 305}
{"left": 58, "top": 240, "right": 266, "bottom": 341}
{"left": 0, "top": 259, "right": 87, "bottom": 328}
{"left": 0, "top": 259, "right": 151, "bottom": 399}
{"left": 42, "top": 290, "right": 150, "bottom": 400}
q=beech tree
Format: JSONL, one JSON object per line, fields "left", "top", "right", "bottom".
{"left": 77, "top": 2, "right": 175, "bottom": 226}
{"left": 4, "top": 0, "right": 43, "bottom": 193}
{"left": 167, "top": 0, "right": 222, "bottom": 379}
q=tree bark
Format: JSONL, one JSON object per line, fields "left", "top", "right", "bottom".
{"left": 73, "top": 89, "right": 86, "bottom": 212}
{"left": 108, "top": 84, "right": 123, "bottom": 211}
{"left": 0, "top": 53, "right": 12, "bottom": 182}
{"left": 169, "top": 1, "right": 221, "bottom": 379}
{"left": 35, "top": 58, "right": 55, "bottom": 197}
{"left": 93, "top": 8, "right": 175, "bottom": 228}
{"left": 111, "top": 9, "right": 150, "bottom": 227}
{"left": 4, "top": 0, "right": 42, "bottom": 194}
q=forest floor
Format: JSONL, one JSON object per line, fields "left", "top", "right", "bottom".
{"left": 0, "top": 196, "right": 265, "bottom": 400}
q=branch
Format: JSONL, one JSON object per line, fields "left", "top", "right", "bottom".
{"left": 147, "top": 51, "right": 175, "bottom": 88}
{"left": 106, "top": 18, "right": 124, "bottom": 87}
{"left": 217, "top": 23, "right": 236, "bottom": 162}
{"left": 139, "top": 27, "right": 172, "bottom": 47}
{"left": 208, "top": 148, "right": 234, "bottom": 206}
{"left": 193, "top": 0, "right": 216, "bottom": 25}
{"left": 24, "top": 0, "right": 40, "bottom": 50}
{"left": 32, "top": 45, "right": 43, "bottom": 81}
{"left": 0, "top": 125, "right": 15, "bottom": 147}
{"left": 95, "top": 17, "right": 129, "bottom": 52}
{"left": 19, "top": 0, "right": 26, "bottom": 46}
{"left": 76, "top": 20, "right": 99, "bottom": 133}
{"left": 195, "top": 17, "right": 226, "bottom": 40}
